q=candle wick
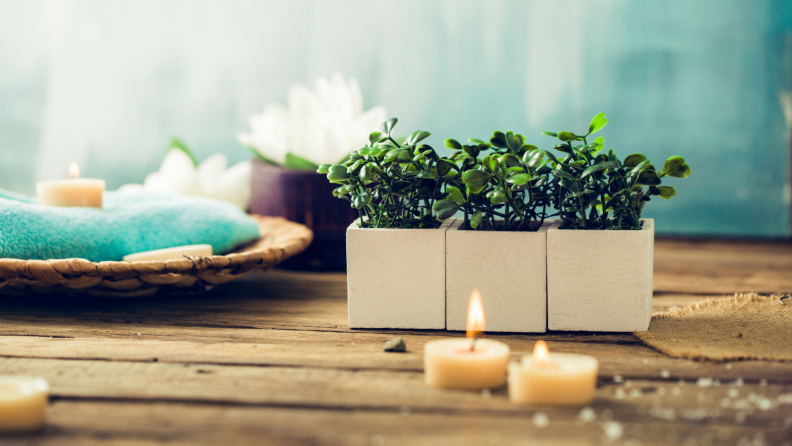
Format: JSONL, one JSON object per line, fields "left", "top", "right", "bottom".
{"left": 470, "top": 336, "right": 479, "bottom": 352}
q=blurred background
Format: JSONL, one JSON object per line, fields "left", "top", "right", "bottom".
{"left": 0, "top": 0, "right": 790, "bottom": 237}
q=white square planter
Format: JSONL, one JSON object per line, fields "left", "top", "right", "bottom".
{"left": 446, "top": 219, "right": 549, "bottom": 333}
{"left": 547, "top": 219, "right": 654, "bottom": 332}
{"left": 346, "top": 219, "right": 453, "bottom": 329}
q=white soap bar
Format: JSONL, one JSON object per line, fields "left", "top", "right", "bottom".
{"left": 0, "top": 376, "right": 49, "bottom": 433}
{"left": 123, "top": 244, "right": 213, "bottom": 262}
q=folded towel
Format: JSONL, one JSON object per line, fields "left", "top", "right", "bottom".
{"left": 0, "top": 190, "right": 260, "bottom": 262}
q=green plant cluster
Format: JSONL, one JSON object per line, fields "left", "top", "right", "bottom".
{"left": 319, "top": 114, "right": 691, "bottom": 231}
{"left": 317, "top": 118, "right": 449, "bottom": 229}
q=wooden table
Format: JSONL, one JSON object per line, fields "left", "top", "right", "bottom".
{"left": 0, "top": 238, "right": 790, "bottom": 445}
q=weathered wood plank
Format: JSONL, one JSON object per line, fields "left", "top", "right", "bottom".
{"left": 3, "top": 399, "right": 785, "bottom": 446}
{"left": 1, "top": 335, "right": 791, "bottom": 382}
{"left": 0, "top": 357, "right": 789, "bottom": 420}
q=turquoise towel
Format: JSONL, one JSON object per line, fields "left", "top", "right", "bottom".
{"left": 0, "top": 190, "right": 260, "bottom": 262}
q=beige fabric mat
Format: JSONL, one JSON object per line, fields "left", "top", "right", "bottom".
{"left": 635, "top": 293, "right": 792, "bottom": 361}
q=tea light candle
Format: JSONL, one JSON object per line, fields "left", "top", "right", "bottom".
{"left": 0, "top": 377, "right": 49, "bottom": 433}
{"left": 123, "top": 244, "right": 213, "bottom": 262}
{"left": 508, "top": 340, "right": 598, "bottom": 406}
{"left": 424, "top": 290, "right": 510, "bottom": 389}
{"left": 36, "top": 162, "right": 105, "bottom": 208}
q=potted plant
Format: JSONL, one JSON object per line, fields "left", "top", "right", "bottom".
{"left": 238, "top": 73, "right": 386, "bottom": 270}
{"left": 318, "top": 118, "right": 453, "bottom": 329}
{"left": 542, "top": 113, "right": 691, "bottom": 331}
{"left": 432, "top": 132, "right": 554, "bottom": 333}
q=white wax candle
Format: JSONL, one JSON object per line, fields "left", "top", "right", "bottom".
{"left": 123, "top": 244, "right": 213, "bottom": 262}
{"left": 424, "top": 339, "right": 510, "bottom": 389}
{"left": 36, "top": 162, "right": 105, "bottom": 208}
{"left": 508, "top": 344, "right": 598, "bottom": 406}
{"left": 0, "top": 377, "right": 49, "bottom": 433}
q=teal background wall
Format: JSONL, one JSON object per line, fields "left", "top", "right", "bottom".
{"left": 1, "top": 0, "right": 790, "bottom": 236}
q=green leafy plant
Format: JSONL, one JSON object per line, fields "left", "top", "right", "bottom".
{"left": 317, "top": 118, "right": 450, "bottom": 229}
{"left": 542, "top": 113, "right": 692, "bottom": 230}
{"left": 432, "top": 131, "right": 554, "bottom": 231}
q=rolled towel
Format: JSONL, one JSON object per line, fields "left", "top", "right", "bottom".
{"left": 0, "top": 190, "right": 260, "bottom": 262}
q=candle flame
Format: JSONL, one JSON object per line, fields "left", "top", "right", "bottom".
{"left": 68, "top": 162, "right": 80, "bottom": 179}
{"left": 533, "top": 340, "right": 550, "bottom": 362}
{"left": 466, "top": 289, "right": 485, "bottom": 338}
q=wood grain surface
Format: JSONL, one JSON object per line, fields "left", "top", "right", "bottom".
{"left": 0, "top": 238, "right": 790, "bottom": 445}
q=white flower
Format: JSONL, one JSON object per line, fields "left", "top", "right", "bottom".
{"left": 237, "top": 72, "right": 387, "bottom": 167}
{"left": 119, "top": 149, "right": 252, "bottom": 210}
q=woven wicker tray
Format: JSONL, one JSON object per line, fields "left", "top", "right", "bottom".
{"left": 0, "top": 215, "right": 312, "bottom": 298}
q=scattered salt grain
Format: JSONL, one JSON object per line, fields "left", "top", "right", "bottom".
{"left": 697, "top": 377, "right": 713, "bottom": 387}
{"left": 629, "top": 388, "right": 643, "bottom": 397}
{"left": 481, "top": 389, "right": 491, "bottom": 399}
{"left": 760, "top": 379, "right": 768, "bottom": 387}
{"left": 624, "top": 380, "right": 632, "bottom": 387}
{"left": 613, "top": 375, "right": 624, "bottom": 383}
{"left": 578, "top": 407, "right": 596, "bottom": 423}
{"left": 615, "top": 388, "right": 625, "bottom": 399}
{"left": 777, "top": 393, "right": 792, "bottom": 404}
{"left": 732, "top": 378, "right": 744, "bottom": 387}
{"left": 713, "top": 379, "right": 721, "bottom": 387}
{"left": 728, "top": 388, "right": 739, "bottom": 398}
{"left": 649, "top": 406, "right": 677, "bottom": 421}
{"left": 660, "top": 370, "right": 670, "bottom": 378}
{"left": 533, "top": 412, "right": 549, "bottom": 428}
{"left": 672, "top": 387, "right": 681, "bottom": 396}
{"left": 720, "top": 398, "right": 731, "bottom": 408}
{"left": 602, "top": 421, "right": 623, "bottom": 441}
{"left": 726, "top": 363, "right": 733, "bottom": 370}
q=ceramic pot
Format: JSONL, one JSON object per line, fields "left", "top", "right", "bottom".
{"left": 546, "top": 219, "right": 654, "bottom": 332}
{"left": 346, "top": 219, "right": 453, "bottom": 329}
{"left": 445, "top": 219, "right": 549, "bottom": 333}
{"left": 250, "top": 159, "right": 356, "bottom": 270}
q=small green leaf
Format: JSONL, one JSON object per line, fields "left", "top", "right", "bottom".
{"left": 380, "top": 118, "right": 397, "bottom": 135}
{"left": 369, "top": 132, "right": 383, "bottom": 145}
{"left": 623, "top": 154, "right": 647, "bottom": 168}
{"left": 463, "top": 145, "right": 481, "bottom": 160}
{"left": 406, "top": 130, "right": 431, "bottom": 146}
{"left": 327, "top": 170, "right": 349, "bottom": 183}
{"left": 626, "top": 160, "right": 651, "bottom": 189}
{"left": 657, "top": 185, "right": 676, "bottom": 199}
{"left": 284, "top": 153, "right": 319, "bottom": 170}
{"left": 490, "top": 131, "right": 507, "bottom": 148}
{"left": 432, "top": 200, "right": 460, "bottom": 220}
{"left": 436, "top": 159, "right": 454, "bottom": 178}
{"left": 552, "top": 169, "right": 574, "bottom": 180}
{"left": 446, "top": 186, "right": 466, "bottom": 205}
{"left": 316, "top": 164, "right": 332, "bottom": 174}
{"left": 637, "top": 169, "right": 661, "bottom": 185}
{"left": 506, "top": 173, "right": 532, "bottom": 185}
{"left": 580, "top": 164, "right": 608, "bottom": 178}
{"left": 470, "top": 210, "right": 482, "bottom": 229}
{"left": 660, "top": 156, "right": 692, "bottom": 178}
{"left": 541, "top": 131, "right": 558, "bottom": 137}
{"left": 587, "top": 113, "right": 608, "bottom": 135}
{"left": 445, "top": 139, "right": 462, "bottom": 150}
{"left": 359, "top": 164, "right": 372, "bottom": 181}
{"left": 505, "top": 132, "right": 525, "bottom": 153}
{"left": 557, "top": 131, "right": 579, "bottom": 142}
{"left": 462, "top": 169, "right": 491, "bottom": 184}
{"left": 466, "top": 178, "right": 490, "bottom": 195}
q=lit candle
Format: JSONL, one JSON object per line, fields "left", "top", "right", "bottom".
{"left": 508, "top": 340, "right": 598, "bottom": 406}
{"left": 123, "top": 244, "right": 213, "bottom": 262}
{"left": 36, "top": 162, "right": 105, "bottom": 208}
{"left": 0, "top": 377, "right": 49, "bottom": 433}
{"left": 424, "top": 290, "right": 510, "bottom": 389}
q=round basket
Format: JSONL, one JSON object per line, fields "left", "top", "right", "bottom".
{"left": 0, "top": 215, "right": 312, "bottom": 298}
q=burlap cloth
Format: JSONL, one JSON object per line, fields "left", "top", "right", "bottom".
{"left": 635, "top": 293, "right": 792, "bottom": 361}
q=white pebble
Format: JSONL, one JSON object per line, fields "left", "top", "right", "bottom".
{"left": 613, "top": 375, "right": 624, "bottom": 383}
{"left": 615, "top": 388, "right": 625, "bottom": 399}
{"left": 697, "top": 377, "right": 713, "bottom": 387}
{"left": 579, "top": 407, "right": 596, "bottom": 423}
{"left": 481, "top": 389, "right": 491, "bottom": 399}
{"left": 726, "top": 363, "right": 733, "bottom": 370}
{"left": 777, "top": 393, "right": 792, "bottom": 404}
{"left": 661, "top": 370, "right": 670, "bottom": 378}
{"left": 602, "top": 421, "right": 623, "bottom": 441}
{"left": 533, "top": 412, "right": 549, "bottom": 428}
{"left": 728, "top": 388, "right": 739, "bottom": 398}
